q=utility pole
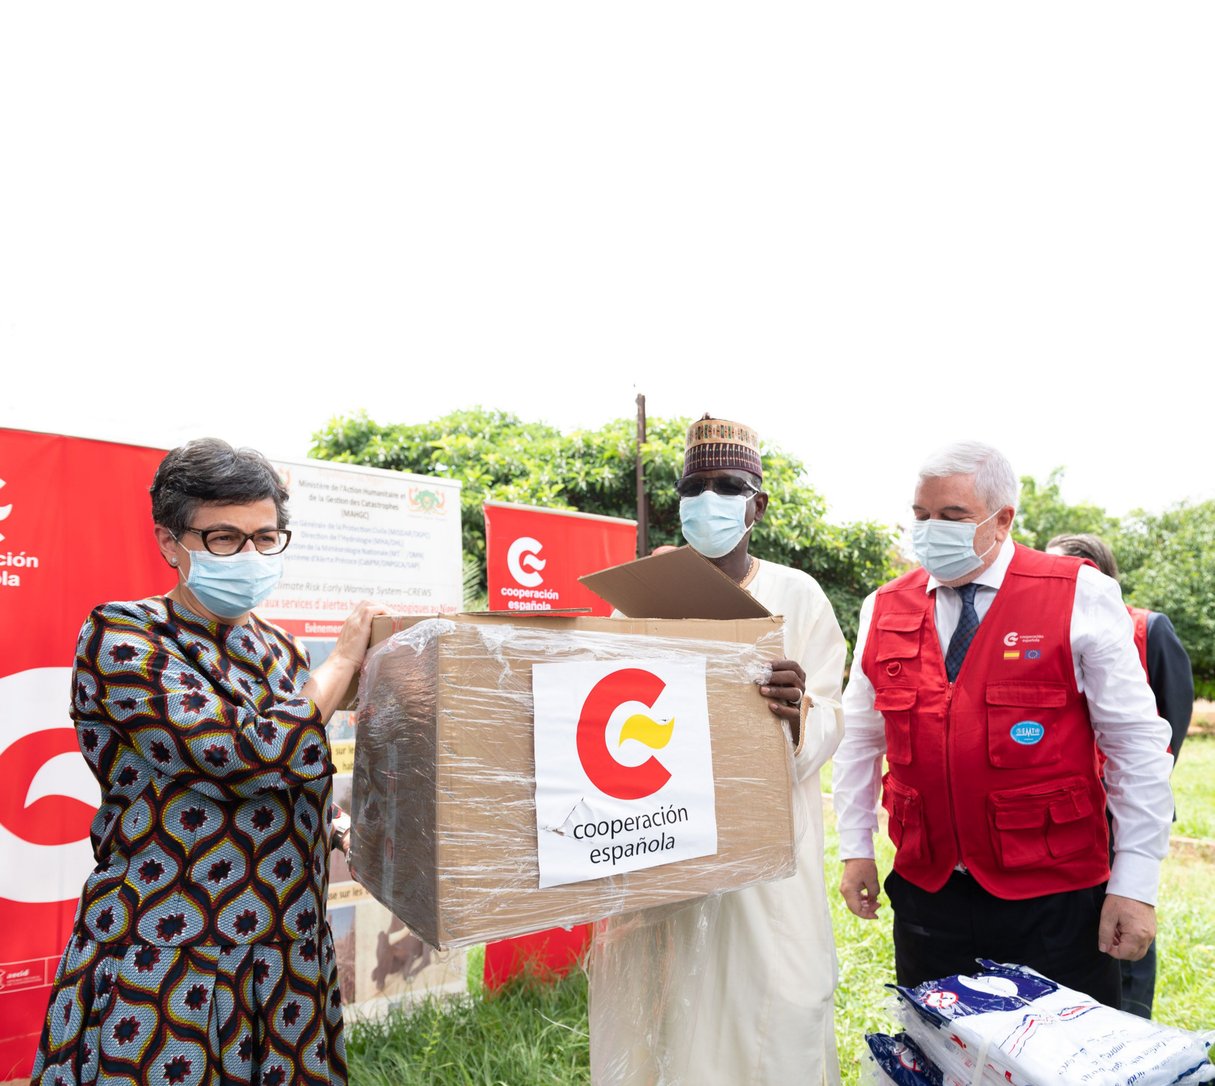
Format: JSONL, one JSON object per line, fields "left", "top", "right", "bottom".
{"left": 635, "top": 394, "right": 649, "bottom": 558}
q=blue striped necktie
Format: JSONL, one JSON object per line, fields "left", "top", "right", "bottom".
{"left": 945, "top": 582, "right": 981, "bottom": 681}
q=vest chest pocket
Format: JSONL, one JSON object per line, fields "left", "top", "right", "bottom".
{"left": 874, "top": 687, "right": 918, "bottom": 765}
{"left": 985, "top": 681, "right": 1071, "bottom": 769}
{"left": 874, "top": 611, "right": 923, "bottom": 662}
{"left": 881, "top": 774, "right": 930, "bottom": 864}
{"left": 987, "top": 778, "right": 1096, "bottom": 869}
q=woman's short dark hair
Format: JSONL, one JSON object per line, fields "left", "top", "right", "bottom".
{"left": 150, "top": 438, "right": 290, "bottom": 535}
{"left": 1047, "top": 532, "right": 1119, "bottom": 581}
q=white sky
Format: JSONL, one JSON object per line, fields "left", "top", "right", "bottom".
{"left": 3, "top": 3, "right": 1212, "bottom": 537}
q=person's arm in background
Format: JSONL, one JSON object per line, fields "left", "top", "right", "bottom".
{"left": 833, "top": 593, "right": 888, "bottom": 919}
{"left": 1075, "top": 568, "right": 1174, "bottom": 960}
{"left": 1145, "top": 612, "right": 1194, "bottom": 765}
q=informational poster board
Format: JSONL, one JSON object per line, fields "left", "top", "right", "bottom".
{"left": 264, "top": 458, "right": 463, "bottom": 635}
{"left": 0, "top": 429, "right": 466, "bottom": 1078}
{"left": 260, "top": 456, "right": 469, "bottom": 1031}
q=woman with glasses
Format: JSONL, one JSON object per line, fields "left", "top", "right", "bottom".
{"left": 32, "top": 438, "right": 379, "bottom": 1086}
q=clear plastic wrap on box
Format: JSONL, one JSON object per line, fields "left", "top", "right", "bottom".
{"left": 349, "top": 614, "right": 804, "bottom": 951}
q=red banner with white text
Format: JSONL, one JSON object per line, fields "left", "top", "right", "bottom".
{"left": 484, "top": 502, "right": 637, "bottom": 616}
{"left": 0, "top": 430, "right": 168, "bottom": 1077}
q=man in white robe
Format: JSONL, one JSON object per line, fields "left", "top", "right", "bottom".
{"left": 589, "top": 415, "right": 847, "bottom": 1086}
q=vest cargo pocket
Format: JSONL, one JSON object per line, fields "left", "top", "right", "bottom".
{"left": 874, "top": 611, "right": 923, "bottom": 662}
{"left": 874, "top": 687, "right": 918, "bottom": 765}
{"left": 881, "top": 774, "right": 930, "bottom": 864}
{"left": 988, "top": 778, "right": 1095, "bottom": 869}
{"left": 985, "top": 681, "right": 1070, "bottom": 769}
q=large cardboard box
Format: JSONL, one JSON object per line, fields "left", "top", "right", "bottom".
{"left": 351, "top": 549, "right": 797, "bottom": 949}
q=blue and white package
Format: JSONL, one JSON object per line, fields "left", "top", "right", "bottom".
{"left": 864, "top": 1032, "right": 944, "bottom": 1086}
{"left": 891, "top": 961, "right": 1215, "bottom": 1086}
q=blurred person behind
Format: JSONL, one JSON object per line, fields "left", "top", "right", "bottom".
{"left": 1047, "top": 532, "right": 1194, "bottom": 1018}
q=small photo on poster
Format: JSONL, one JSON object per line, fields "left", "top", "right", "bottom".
{"left": 327, "top": 709, "right": 356, "bottom": 743}
{"left": 354, "top": 905, "right": 468, "bottom": 1007}
{"left": 304, "top": 640, "right": 357, "bottom": 740}
{"left": 330, "top": 904, "right": 358, "bottom": 1005}
{"left": 303, "top": 638, "right": 336, "bottom": 669}
{"left": 330, "top": 772, "right": 356, "bottom": 886}
{"left": 330, "top": 846, "right": 354, "bottom": 886}
{"left": 332, "top": 774, "right": 353, "bottom": 815}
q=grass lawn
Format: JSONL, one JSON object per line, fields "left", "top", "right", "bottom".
{"left": 346, "top": 957, "right": 590, "bottom": 1086}
{"left": 348, "top": 733, "right": 1215, "bottom": 1085}
{"left": 1173, "top": 725, "right": 1215, "bottom": 841}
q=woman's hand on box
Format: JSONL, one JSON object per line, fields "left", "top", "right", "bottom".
{"left": 304, "top": 600, "right": 389, "bottom": 721}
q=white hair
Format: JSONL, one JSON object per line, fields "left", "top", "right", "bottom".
{"left": 918, "top": 440, "right": 1019, "bottom": 512}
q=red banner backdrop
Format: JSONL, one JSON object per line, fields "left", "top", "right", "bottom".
{"left": 482, "top": 502, "right": 637, "bottom": 988}
{"left": 0, "top": 429, "right": 169, "bottom": 1077}
{"left": 484, "top": 502, "right": 637, "bottom": 617}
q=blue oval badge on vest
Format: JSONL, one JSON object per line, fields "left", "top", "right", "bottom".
{"left": 1010, "top": 721, "right": 1045, "bottom": 745}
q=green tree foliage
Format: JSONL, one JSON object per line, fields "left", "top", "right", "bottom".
{"left": 1014, "top": 468, "right": 1119, "bottom": 551}
{"left": 1010, "top": 468, "right": 1213, "bottom": 696}
{"left": 310, "top": 408, "right": 900, "bottom": 652}
{"left": 1117, "top": 501, "right": 1215, "bottom": 699}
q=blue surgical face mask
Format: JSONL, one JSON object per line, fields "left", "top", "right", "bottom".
{"left": 182, "top": 548, "right": 284, "bottom": 620}
{"left": 679, "top": 491, "right": 753, "bottom": 559}
{"left": 910, "top": 510, "right": 999, "bottom": 582}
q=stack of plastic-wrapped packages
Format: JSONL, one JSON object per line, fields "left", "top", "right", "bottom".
{"left": 863, "top": 961, "right": 1215, "bottom": 1086}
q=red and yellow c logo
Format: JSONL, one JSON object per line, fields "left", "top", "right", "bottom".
{"left": 576, "top": 668, "right": 674, "bottom": 800}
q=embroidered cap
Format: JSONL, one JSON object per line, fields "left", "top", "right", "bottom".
{"left": 682, "top": 414, "right": 762, "bottom": 480}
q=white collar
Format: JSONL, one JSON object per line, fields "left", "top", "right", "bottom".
{"left": 925, "top": 535, "right": 1015, "bottom": 595}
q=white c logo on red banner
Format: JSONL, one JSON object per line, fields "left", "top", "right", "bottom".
{"left": 0, "top": 668, "right": 101, "bottom": 903}
{"left": 0, "top": 477, "right": 11, "bottom": 543}
{"left": 507, "top": 536, "right": 546, "bottom": 588}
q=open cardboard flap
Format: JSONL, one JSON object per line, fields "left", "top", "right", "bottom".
{"left": 579, "top": 545, "right": 771, "bottom": 620}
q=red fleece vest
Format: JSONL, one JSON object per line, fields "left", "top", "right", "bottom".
{"left": 862, "top": 545, "right": 1109, "bottom": 899}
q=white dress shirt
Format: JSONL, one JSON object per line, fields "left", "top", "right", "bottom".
{"left": 833, "top": 537, "right": 1174, "bottom": 904}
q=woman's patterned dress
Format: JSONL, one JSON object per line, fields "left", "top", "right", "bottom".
{"left": 31, "top": 597, "right": 348, "bottom": 1086}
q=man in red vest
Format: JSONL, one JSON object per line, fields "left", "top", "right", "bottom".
{"left": 832, "top": 441, "right": 1174, "bottom": 1007}
{"left": 1046, "top": 531, "right": 1193, "bottom": 1017}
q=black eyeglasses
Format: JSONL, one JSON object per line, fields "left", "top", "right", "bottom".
{"left": 176, "top": 527, "right": 292, "bottom": 556}
{"left": 675, "top": 476, "right": 760, "bottom": 500}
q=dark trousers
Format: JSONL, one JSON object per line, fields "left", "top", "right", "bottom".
{"left": 1120, "top": 941, "right": 1156, "bottom": 1018}
{"left": 885, "top": 869, "right": 1122, "bottom": 1009}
